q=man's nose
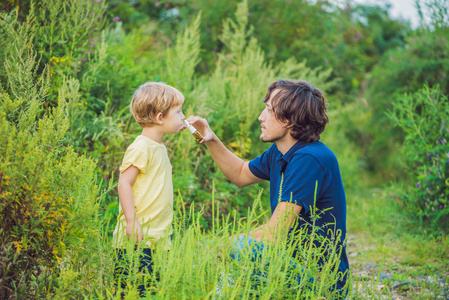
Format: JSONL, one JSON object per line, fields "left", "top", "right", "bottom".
{"left": 258, "top": 109, "right": 265, "bottom": 122}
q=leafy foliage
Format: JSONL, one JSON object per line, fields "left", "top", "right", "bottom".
{"left": 179, "top": 0, "right": 409, "bottom": 97}
{"left": 1, "top": 0, "right": 448, "bottom": 297}
{"left": 387, "top": 85, "right": 449, "bottom": 232}
{"left": 0, "top": 57, "right": 98, "bottom": 298}
{"left": 110, "top": 191, "right": 349, "bottom": 299}
{"left": 364, "top": 0, "right": 449, "bottom": 176}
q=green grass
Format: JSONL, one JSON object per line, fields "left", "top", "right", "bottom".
{"left": 50, "top": 190, "right": 349, "bottom": 299}
{"left": 43, "top": 183, "right": 449, "bottom": 299}
{"left": 347, "top": 186, "right": 449, "bottom": 299}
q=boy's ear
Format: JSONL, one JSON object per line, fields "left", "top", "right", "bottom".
{"left": 155, "top": 112, "right": 164, "bottom": 124}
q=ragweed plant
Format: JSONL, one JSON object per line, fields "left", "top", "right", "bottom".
{"left": 0, "top": 38, "right": 98, "bottom": 298}
{"left": 387, "top": 85, "right": 449, "bottom": 232}
{"left": 109, "top": 182, "right": 348, "bottom": 299}
{"left": 0, "top": 0, "right": 107, "bottom": 105}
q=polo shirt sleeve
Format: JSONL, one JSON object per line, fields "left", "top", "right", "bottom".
{"left": 280, "top": 153, "right": 330, "bottom": 214}
{"left": 248, "top": 145, "right": 274, "bottom": 180}
{"left": 119, "top": 142, "right": 151, "bottom": 174}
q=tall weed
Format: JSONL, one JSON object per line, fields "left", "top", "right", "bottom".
{"left": 0, "top": 46, "right": 98, "bottom": 298}
{"left": 102, "top": 189, "right": 348, "bottom": 299}
{"left": 364, "top": 0, "right": 449, "bottom": 178}
{"left": 387, "top": 85, "right": 449, "bottom": 233}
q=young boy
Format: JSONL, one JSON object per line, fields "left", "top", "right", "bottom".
{"left": 112, "top": 82, "right": 186, "bottom": 296}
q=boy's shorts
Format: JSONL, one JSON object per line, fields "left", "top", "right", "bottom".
{"left": 113, "top": 248, "right": 156, "bottom": 297}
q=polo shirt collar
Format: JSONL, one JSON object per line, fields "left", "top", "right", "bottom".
{"left": 277, "top": 140, "right": 308, "bottom": 172}
{"left": 282, "top": 140, "right": 308, "bottom": 162}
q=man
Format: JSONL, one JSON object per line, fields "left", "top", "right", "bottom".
{"left": 187, "top": 79, "right": 349, "bottom": 292}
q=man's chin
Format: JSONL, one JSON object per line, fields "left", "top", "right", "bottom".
{"left": 259, "top": 135, "right": 270, "bottom": 143}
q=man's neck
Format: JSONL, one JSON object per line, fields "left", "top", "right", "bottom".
{"left": 275, "top": 136, "right": 298, "bottom": 155}
{"left": 141, "top": 126, "right": 165, "bottom": 144}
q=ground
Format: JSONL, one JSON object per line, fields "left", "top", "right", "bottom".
{"left": 347, "top": 188, "right": 449, "bottom": 299}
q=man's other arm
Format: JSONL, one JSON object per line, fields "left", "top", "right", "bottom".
{"left": 251, "top": 201, "right": 302, "bottom": 244}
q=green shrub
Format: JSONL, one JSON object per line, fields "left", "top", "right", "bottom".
{"left": 0, "top": 0, "right": 107, "bottom": 97}
{"left": 387, "top": 85, "right": 449, "bottom": 232}
{"left": 0, "top": 0, "right": 124, "bottom": 177}
{"left": 181, "top": 0, "right": 408, "bottom": 98}
{"left": 364, "top": 0, "right": 449, "bottom": 177}
{"left": 0, "top": 33, "right": 98, "bottom": 297}
{"left": 321, "top": 100, "right": 365, "bottom": 192}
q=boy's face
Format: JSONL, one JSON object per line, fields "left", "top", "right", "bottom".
{"left": 162, "top": 103, "right": 185, "bottom": 134}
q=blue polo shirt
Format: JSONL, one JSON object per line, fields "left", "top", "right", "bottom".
{"left": 248, "top": 141, "right": 349, "bottom": 290}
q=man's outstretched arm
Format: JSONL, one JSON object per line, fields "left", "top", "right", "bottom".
{"left": 186, "top": 116, "right": 262, "bottom": 188}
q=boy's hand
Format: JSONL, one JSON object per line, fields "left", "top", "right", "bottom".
{"left": 186, "top": 116, "right": 215, "bottom": 143}
{"left": 126, "top": 220, "right": 144, "bottom": 243}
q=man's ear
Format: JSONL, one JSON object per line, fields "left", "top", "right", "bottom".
{"left": 155, "top": 112, "right": 164, "bottom": 124}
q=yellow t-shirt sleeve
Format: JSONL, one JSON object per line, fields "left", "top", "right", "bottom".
{"left": 119, "top": 142, "right": 151, "bottom": 173}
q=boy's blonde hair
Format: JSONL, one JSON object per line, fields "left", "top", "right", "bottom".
{"left": 130, "top": 82, "right": 184, "bottom": 127}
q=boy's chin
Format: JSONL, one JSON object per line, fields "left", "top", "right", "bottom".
{"left": 176, "top": 124, "right": 187, "bottom": 133}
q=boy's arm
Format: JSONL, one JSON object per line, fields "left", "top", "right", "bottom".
{"left": 186, "top": 116, "right": 263, "bottom": 188}
{"left": 118, "top": 165, "right": 143, "bottom": 243}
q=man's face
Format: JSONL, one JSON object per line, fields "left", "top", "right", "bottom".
{"left": 258, "top": 90, "right": 289, "bottom": 143}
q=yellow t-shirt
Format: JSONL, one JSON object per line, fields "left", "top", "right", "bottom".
{"left": 112, "top": 135, "right": 173, "bottom": 250}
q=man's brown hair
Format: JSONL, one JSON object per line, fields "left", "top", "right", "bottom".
{"left": 130, "top": 82, "right": 184, "bottom": 127}
{"left": 263, "top": 79, "right": 329, "bottom": 143}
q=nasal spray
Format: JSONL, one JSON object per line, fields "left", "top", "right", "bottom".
{"left": 184, "top": 120, "right": 204, "bottom": 142}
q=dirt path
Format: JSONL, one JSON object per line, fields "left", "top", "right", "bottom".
{"left": 347, "top": 233, "right": 449, "bottom": 299}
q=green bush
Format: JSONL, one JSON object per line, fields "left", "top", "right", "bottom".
{"left": 0, "top": 71, "right": 98, "bottom": 299}
{"left": 0, "top": 6, "right": 105, "bottom": 296}
{"left": 0, "top": 0, "right": 125, "bottom": 244}
{"left": 0, "top": 0, "right": 107, "bottom": 97}
{"left": 387, "top": 85, "right": 449, "bottom": 232}
{"left": 182, "top": 0, "right": 408, "bottom": 97}
{"left": 364, "top": 0, "right": 449, "bottom": 177}
{"left": 0, "top": 0, "right": 124, "bottom": 172}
